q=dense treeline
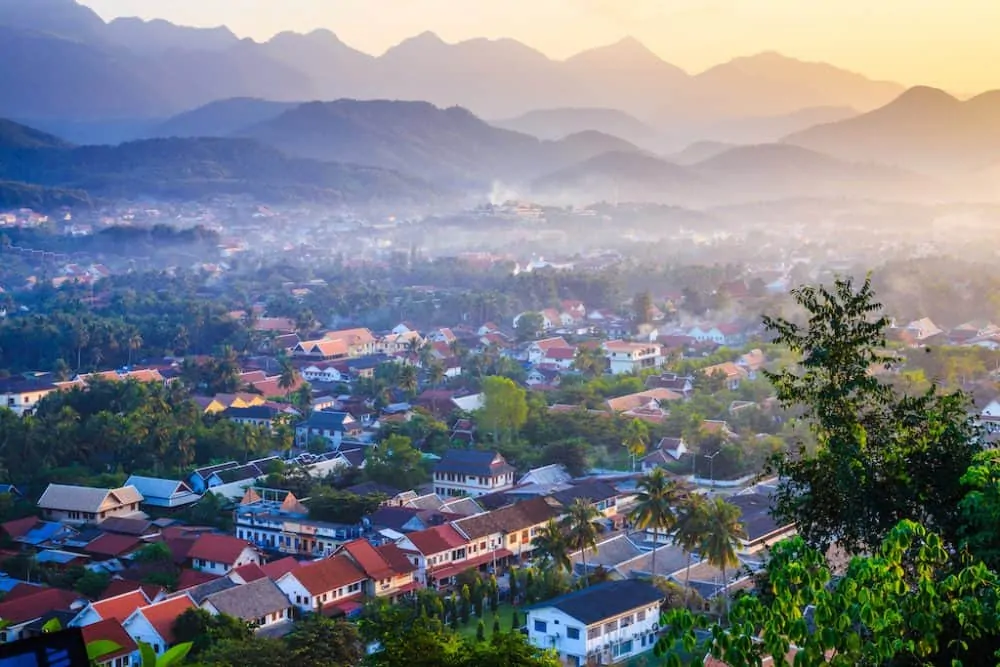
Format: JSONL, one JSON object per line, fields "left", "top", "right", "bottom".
{"left": 0, "top": 379, "right": 287, "bottom": 486}
{"left": 1, "top": 224, "right": 221, "bottom": 255}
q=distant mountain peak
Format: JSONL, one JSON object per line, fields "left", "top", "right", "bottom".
{"left": 569, "top": 35, "right": 663, "bottom": 63}
{"left": 891, "top": 85, "right": 959, "bottom": 106}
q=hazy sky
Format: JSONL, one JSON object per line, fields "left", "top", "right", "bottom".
{"left": 84, "top": 0, "right": 1000, "bottom": 92}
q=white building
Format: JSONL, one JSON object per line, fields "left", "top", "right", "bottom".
{"left": 525, "top": 580, "right": 664, "bottom": 666}
{"left": 0, "top": 379, "right": 59, "bottom": 416}
{"left": 275, "top": 554, "right": 368, "bottom": 614}
{"left": 603, "top": 341, "right": 664, "bottom": 375}
{"left": 36, "top": 484, "right": 144, "bottom": 525}
{"left": 432, "top": 450, "right": 516, "bottom": 498}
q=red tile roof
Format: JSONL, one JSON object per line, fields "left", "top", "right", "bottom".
{"left": 377, "top": 543, "right": 418, "bottom": 576}
{"left": 2, "top": 583, "right": 45, "bottom": 601}
{"left": 341, "top": 539, "right": 394, "bottom": 580}
{"left": 84, "top": 533, "right": 142, "bottom": 558}
{"left": 231, "top": 562, "right": 267, "bottom": 583}
{"left": 99, "top": 580, "right": 163, "bottom": 602}
{"left": 90, "top": 590, "right": 150, "bottom": 623}
{"left": 136, "top": 595, "right": 196, "bottom": 645}
{"left": 186, "top": 533, "right": 254, "bottom": 565}
{"left": 81, "top": 618, "right": 138, "bottom": 661}
{"left": 402, "top": 524, "right": 468, "bottom": 556}
{"left": 176, "top": 569, "right": 220, "bottom": 590}
{"left": 261, "top": 556, "right": 301, "bottom": 580}
{"left": 0, "top": 588, "right": 83, "bottom": 624}
{"left": 289, "top": 554, "right": 366, "bottom": 596}
{"left": 1, "top": 516, "right": 40, "bottom": 539}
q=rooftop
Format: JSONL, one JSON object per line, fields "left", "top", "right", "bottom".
{"left": 526, "top": 579, "right": 662, "bottom": 626}
{"left": 434, "top": 449, "right": 515, "bottom": 477}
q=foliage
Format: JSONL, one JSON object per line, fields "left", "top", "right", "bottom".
{"left": 193, "top": 637, "right": 296, "bottom": 667}
{"left": 515, "top": 312, "right": 545, "bottom": 342}
{"left": 172, "top": 608, "right": 252, "bottom": 656}
{"left": 531, "top": 519, "right": 571, "bottom": 574}
{"left": 562, "top": 498, "right": 604, "bottom": 587}
{"left": 763, "top": 276, "right": 982, "bottom": 553}
{"left": 285, "top": 615, "right": 364, "bottom": 666}
{"left": 657, "top": 521, "right": 1000, "bottom": 666}
{"left": 538, "top": 438, "right": 591, "bottom": 477}
{"left": 629, "top": 469, "right": 682, "bottom": 575}
{"left": 307, "top": 488, "right": 386, "bottom": 524}
{"left": 364, "top": 433, "right": 430, "bottom": 490}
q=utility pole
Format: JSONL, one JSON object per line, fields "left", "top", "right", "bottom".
{"left": 704, "top": 451, "right": 721, "bottom": 490}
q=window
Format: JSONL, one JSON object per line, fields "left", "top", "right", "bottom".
{"left": 587, "top": 626, "right": 601, "bottom": 640}
{"left": 348, "top": 582, "right": 361, "bottom": 593}
{"left": 566, "top": 627, "right": 580, "bottom": 640}
{"left": 613, "top": 640, "right": 633, "bottom": 657}
{"left": 533, "top": 620, "right": 547, "bottom": 633}
{"left": 637, "top": 610, "right": 646, "bottom": 622}
{"left": 604, "top": 620, "right": 618, "bottom": 634}
{"left": 620, "top": 614, "right": 633, "bottom": 628}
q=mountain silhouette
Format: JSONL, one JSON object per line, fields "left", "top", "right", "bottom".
{"left": 493, "top": 108, "right": 656, "bottom": 143}
{"left": 784, "top": 86, "right": 1000, "bottom": 173}
{"left": 151, "top": 98, "right": 298, "bottom": 139}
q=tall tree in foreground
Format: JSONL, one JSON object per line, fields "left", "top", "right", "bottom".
{"left": 531, "top": 519, "right": 571, "bottom": 574}
{"left": 629, "top": 468, "right": 681, "bottom": 577}
{"left": 673, "top": 493, "right": 709, "bottom": 606}
{"left": 562, "top": 498, "right": 603, "bottom": 587}
{"left": 479, "top": 375, "right": 528, "bottom": 444}
{"left": 699, "top": 496, "right": 746, "bottom": 622}
{"left": 763, "top": 276, "right": 981, "bottom": 553}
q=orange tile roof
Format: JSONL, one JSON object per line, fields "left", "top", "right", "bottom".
{"left": 81, "top": 619, "right": 137, "bottom": 661}
{"left": 186, "top": 533, "right": 254, "bottom": 565}
{"left": 290, "top": 554, "right": 366, "bottom": 596}
{"left": 261, "top": 556, "right": 301, "bottom": 579}
{"left": 403, "top": 524, "right": 468, "bottom": 556}
{"left": 342, "top": 539, "right": 394, "bottom": 580}
{"left": 91, "top": 590, "right": 150, "bottom": 623}
{"left": 136, "top": 595, "right": 196, "bottom": 645}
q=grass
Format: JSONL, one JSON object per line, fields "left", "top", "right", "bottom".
{"left": 455, "top": 603, "right": 517, "bottom": 640}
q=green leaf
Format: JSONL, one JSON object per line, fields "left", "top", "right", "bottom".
{"left": 41, "top": 617, "right": 62, "bottom": 633}
{"left": 157, "top": 642, "right": 192, "bottom": 667}
{"left": 86, "top": 640, "right": 122, "bottom": 661}
{"left": 139, "top": 642, "right": 157, "bottom": 667}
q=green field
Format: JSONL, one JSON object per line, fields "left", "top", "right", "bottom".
{"left": 455, "top": 603, "right": 518, "bottom": 640}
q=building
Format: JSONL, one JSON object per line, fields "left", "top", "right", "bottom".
{"left": 123, "top": 476, "right": 200, "bottom": 509}
{"left": 275, "top": 554, "right": 368, "bottom": 616}
{"left": 234, "top": 489, "right": 363, "bottom": 557}
{"left": 396, "top": 524, "right": 472, "bottom": 589}
{"left": 185, "top": 533, "right": 262, "bottom": 575}
{"left": 433, "top": 450, "right": 516, "bottom": 498}
{"left": 0, "top": 378, "right": 59, "bottom": 416}
{"left": 121, "top": 595, "right": 196, "bottom": 658}
{"left": 294, "top": 411, "right": 363, "bottom": 448}
{"left": 36, "top": 484, "right": 144, "bottom": 525}
{"left": 186, "top": 458, "right": 280, "bottom": 498}
{"left": 603, "top": 341, "right": 664, "bottom": 375}
{"left": 525, "top": 580, "right": 664, "bottom": 666}
{"left": 200, "top": 577, "right": 293, "bottom": 633}
{"left": 337, "top": 539, "right": 420, "bottom": 601}
{"left": 81, "top": 618, "right": 138, "bottom": 667}
{"left": 221, "top": 405, "right": 285, "bottom": 430}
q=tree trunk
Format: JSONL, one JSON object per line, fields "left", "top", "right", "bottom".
{"left": 651, "top": 531, "right": 657, "bottom": 578}
{"left": 721, "top": 563, "right": 729, "bottom": 625}
{"left": 581, "top": 549, "right": 588, "bottom": 588}
{"left": 684, "top": 552, "right": 693, "bottom": 608}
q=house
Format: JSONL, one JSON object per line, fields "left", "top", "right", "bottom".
{"left": 36, "top": 484, "right": 144, "bottom": 525}
{"left": 300, "top": 364, "right": 345, "bottom": 384}
{"left": 518, "top": 464, "right": 573, "bottom": 488}
{"left": 198, "top": 392, "right": 265, "bottom": 414}
{"left": 70, "top": 589, "right": 152, "bottom": 628}
{"left": 525, "top": 579, "right": 664, "bottom": 665}
{"left": 525, "top": 367, "right": 562, "bottom": 389}
{"left": 489, "top": 496, "right": 560, "bottom": 561}
{"left": 221, "top": 405, "right": 284, "bottom": 430}
{"left": 0, "top": 378, "right": 59, "bottom": 416}
{"left": 396, "top": 524, "right": 472, "bottom": 589}
{"left": 700, "top": 362, "right": 749, "bottom": 390}
{"left": 978, "top": 398, "right": 1000, "bottom": 434}
{"left": 641, "top": 437, "right": 689, "bottom": 471}
{"left": 426, "top": 328, "right": 457, "bottom": 344}
{"left": 83, "top": 532, "right": 144, "bottom": 561}
{"left": 343, "top": 482, "right": 411, "bottom": 507}
{"left": 561, "top": 300, "right": 588, "bottom": 322}
{"left": 550, "top": 481, "right": 619, "bottom": 519}
{"left": 122, "top": 595, "right": 196, "bottom": 657}
{"left": 124, "top": 476, "right": 200, "bottom": 509}
{"left": 524, "top": 337, "right": 573, "bottom": 364}
{"left": 294, "top": 411, "right": 363, "bottom": 448}
{"left": 234, "top": 489, "right": 364, "bottom": 557}
{"left": 338, "top": 539, "right": 420, "bottom": 600}
{"left": 603, "top": 341, "right": 664, "bottom": 375}
{"left": 200, "top": 577, "right": 293, "bottom": 632}
{"left": 728, "top": 486, "right": 797, "bottom": 553}
{"left": 316, "top": 327, "right": 377, "bottom": 358}
{"left": 738, "top": 349, "right": 767, "bottom": 375}
{"left": 81, "top": 618, "right": 138, "bottom": 667}
{"left": 292, "top": 338, "right": 350, "bottom": 360}
{"left": 604, "top": 388, "right": 682, "bottom": 415}
{"left": 391, "top": 322, "right": 419, "bottom": 336}
{"left": 644, "top": 372, "right": 694, "bottom": 396}
{"left": 185, "top": 534, "right": 263, "bottom": 575}
{"left": 569, "top": 534, "right": 690, "bottom": 579}
{"left": 276, "top": 554, "right": 368, "bottom": 616}
{"left": 700, "top": 420, "right": 738, "bottom": 440}
{"left": 686, "top": 324, "right": 749, "bottom": 346}
{"left": 513, "top": 311, "right": 557, "bottom": 332}
{"left": 906, "top": 317, "right": 944, "bottom": 342}
{"left": 0, "top": 588, "right": 87, "bottom": 643}
{"left": 186, "top": 458, "right": 280, "bottom": 499}
{"left": 433, "top": 450, "right": 516, "bottom": 498}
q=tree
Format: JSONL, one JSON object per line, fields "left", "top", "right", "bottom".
{"left": 763, "top": 276, "right": 982, "bottom": 554}
{"left": 515, "top": 312, "right": 545, "bottom": 342}
{"left": 277, "top": 353, "right": 300, "bottom": 401}
{"left": 656, "top": 521, "right": 1000, "bottom": 667}
{"left": 492, "top": 617, "right": 501, "bottom": 637}
{"left": 428, "top": 360, "right": 446, "bottom": 387}
{"left": 196, "top": 637, "right": 295, "bottom": 667}
{"left": 478, "top": 376, "right": 528, "bottom": 444}
{"left": 629, "top": 469, "right": 681, "bottom": 577}
{"left": 173, "top": 608, "right": 251, "bottom": 656}
{"left": 74, "top": 569, "right": 110, "bottom": 599}
{"left": 365, "top": 433, "right": 428, "bottom": 490}
{"left": 572, "top": 346, "right": 606, "bottom": 378}
{"left": 633, "top": 290, "right": 653, "bottom": 325}
{"left": 476, "top": 619, "right": 486, "bottom": 642}
{"left": 399, "top": 364, "right": 419, "bottom": 397}
{"left": 674, "top": 493, "right": 709, "bottom": 606}
{"left": 562, "top": 498, "right": 603, "bottom": 587}
{"left": 285, "top": 616, "right": 362, "bottom": 666}
{"left": 531, "top": 519, "right": 571, "bottom": 573}
{"left": 539, "top": 438, "right": 590, "bottom": 477}
{"left": 700, "top": 496, "right": 746, "bottom": 622}
{"left": 622, "top": 418, "right": 650, "bottom": 471}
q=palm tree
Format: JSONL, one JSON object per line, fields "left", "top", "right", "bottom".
{"left": 700, "top": 497, "right": 747, "bottom": 623}
{"left": 531, "top": 519, "right": 571, "bottom": 573}
{"left": 622, "top": 419, "right": 650, "bottom": 472}
{"left": 562, "top": 498, "right": 604, "bottom": 587}
{"left": 674, "top": 494, "right": 709, "bottom": 607}
{"left": 406, "top": 337, "right": 422, "bottom": 364}
{"left": 278, "top": 354, "right": 300, "bottom": 402}
{"left": 398, "top": 364, "right": 418, "bottom": 397}
{"left": 428, "top": 361, "right": 446, "bottom": 387}
{"left": 127, "top": 331, "right": 143, "bottom": 367}
{"left": 629, "top": 469, "right": 681, "bottom": 577}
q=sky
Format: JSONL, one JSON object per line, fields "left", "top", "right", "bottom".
{"left": 83, "top": 0, "right": 1000, "bottom": 93}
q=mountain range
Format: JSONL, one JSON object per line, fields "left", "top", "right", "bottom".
{"left": 0, "top": 0, "right": 904, "bottom": 137}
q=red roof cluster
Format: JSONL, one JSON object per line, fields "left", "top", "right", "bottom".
{"left": 402, "top": 524, "right": 468, "bottom": 556}
{"left": 186, "top": 533, "right": 255, "bottom": 565}
{"left": 289, "top": 554, "right": 366, "bottom": 596}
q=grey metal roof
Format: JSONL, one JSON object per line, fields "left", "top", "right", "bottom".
{"left": 526, "top": 580, "right": 662, "bottom": 625}
{"left": 203, "top": 578, "right": 291, "bottom": 620}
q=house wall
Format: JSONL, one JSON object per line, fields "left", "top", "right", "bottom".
{"left": 123, "top": 613, "right": 167, "bottom": 655}
{"left": 276, "top": 574, "right": 365, "bottom": 613}
{"left": 201, "top": 600, "right": 292, "bottom": 630}
{"left": 433, "top": 471, "right": 515, "bottom": 498}
{"left": 526, "top": 602, "right": 661, "bottom": 665}
{"left": 192, "top": 546, "right": 261, "bottom": 576}
{"left": 1, "top": 388, "right": 55, "bottom": 416}
{"left": 43, "top": 500, "right": 140, "bottom": 525}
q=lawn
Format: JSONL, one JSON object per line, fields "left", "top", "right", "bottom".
{"left": 455, "top": 603, "right": 518, "bottom": 640}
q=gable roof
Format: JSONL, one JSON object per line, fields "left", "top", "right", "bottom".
{"left": 231, "top": 562, "right": 268, "bottom": 583}
{"left": 286, "top": 554, "right": 366, "bottom": 595}
{"left": 605, "top": 388, "right": 682, "bottom": 413}
{"left": 124, "top": 476, "right": 198, "bottom": 503}
{"left": 0, "top": 587, "right": 84, "bottom": 625}
{"left": 37, "top": 484, "right": 143, "bottom": 513}
{"left": 186, "top": 534, "right": 255, "bottom": 565}
{"left": 527, "top": 579, "right": 662, "bottom": 625}
{"left": 81, "top": 618, "right": 138, "bottom": 662}
{"left": 402, "top": 524, "right": 468, "bottom": 556}
{"left": 132, "top": 595, "right": 196, "bottom": 645}
{"left": 550, "top": 481, "right": 618, "bottom": 507}
{"left": 341, "top": 539, "right": 394, "bottom": 580}
{"left": 376, "top": 543, "right": 417, "bottom": 576}
{"left": 434, "top": 450, "right": 515, "bottom": 477}
{"left": 99, "top": 580, "right": 163, "bottom": 602}
{"left": 261, "top": 557, "right": 301, "bottom": 580}
{"left": 83, "top": 532, "right": 142, "bottom": 558}
{"left": 90, "top": 589, "right": 151, "bottom": 623}
{"left": 203, "top": 578, "right": 290, "bottom": 620}
{"left": 99, "top": 516, "right": 157, "bottom": 536}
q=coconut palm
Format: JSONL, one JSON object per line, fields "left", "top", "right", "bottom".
{"left": 562, "top": 498, "right": 604, "bottom": 587}
{"left": 700, "top": 496, "right": 747, "bottom": 622}
{"left": 398, "top": 364, "right": 419, "bottom": 397}
{"left": 531, "top": 519, "right": 571, "bottom": 573}
{"left": 428, "top": 361, "right": 446, "bottom": 387}
{"left": 278, "top": 354, "right": 299, "bottom": 401}
{"left": 674, "top": 493, "right": 709, "bottom": 607}
{"left": 622, "top": 418, "right": 650, "bottom": 471}
{"left": 127, "top": 331, "right": 143, "bottom": 367}
{"left": 629, "top": 469, "right": 682, "bottom": 577}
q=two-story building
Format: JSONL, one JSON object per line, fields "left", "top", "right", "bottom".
{"left": 121, "top": 595, "right": 197, "bottom": 658}
{"left": 185, "top": 533, "right": 262, "bottom": 576}
{"left": 396, "top": 524, "right": 471, "bottom": 588}
{"left": 525, "top": 580, "right": 664, "bottom": 666}
{"left": 0, "top": 378, "right": 59, "bottom": 416}
{"left": 294, "top": 411, "right": 363, "bottom": 448}
{"left": 433, "top": 450, "right": 516, "bottom": 498}
{"left": 234, "top": 489, "right": 364, "bottom": 557}
{"left": 275, "top": 554, "right": 368, "bottom": 617}
{"left": 603, "top": 341, "right": 664, "bottom": 375}
{"left": 337, "top": 539, "right": 420, "bottom": 601}
{"left": 200, "top": 577, "right": 293, "bottom": 633}
{"left": 36, "top": 484, "right": 144, "bottom": 525}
